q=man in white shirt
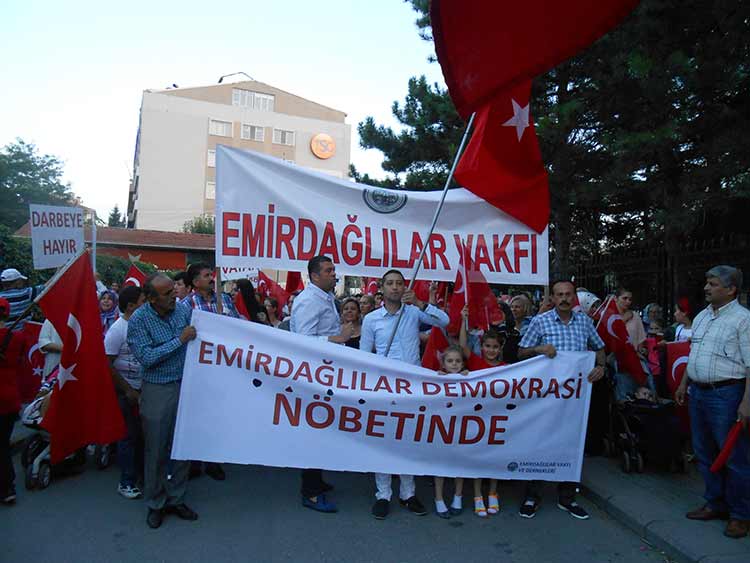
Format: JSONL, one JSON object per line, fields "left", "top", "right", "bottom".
{"left": 676, "top": 265, "right": 750, "bottom": 539}
{"left": 290, "top": 255, "right": 353, "bottom": 513}
{"left": 360, "top": 270, "right": 448, "bottom": 519}
{"left": 104, "top": 285, "right": 146, "bottom": 500}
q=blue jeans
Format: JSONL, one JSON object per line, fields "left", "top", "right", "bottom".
{"left": 117, "top": 392, "right": 144, "bottom": 487}
{"left": 688, "top": 382, "right": 750, "bottom": 519}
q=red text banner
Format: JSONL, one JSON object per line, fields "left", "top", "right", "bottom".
{"left": 215, "top": 146, "right": 549, "bottom": 284}
{"left": 173, "top": 311, "right": 593, "bottom": 481}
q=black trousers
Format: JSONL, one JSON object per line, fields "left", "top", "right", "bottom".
{"left": 525, "top": 481, "right": 577, "bottom": 504}
{"left": 585, "top": 377, "right": 610, "bottom": 454}
{"left": 0, "top": 413, "right": 17, "bottom": 494}
{"left": 301, "top": 468, "right": 326, "bottom": 498}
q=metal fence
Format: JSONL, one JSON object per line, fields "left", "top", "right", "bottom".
{"left": 574, "top": 234, "right": 750, "bottom": 316}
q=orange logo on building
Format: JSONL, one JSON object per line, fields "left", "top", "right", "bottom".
{"left": 310, "top": 133, "right": 336, "bottom": 160}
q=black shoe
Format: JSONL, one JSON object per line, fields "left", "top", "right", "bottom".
{"left": 399, "top": 496, "right": 427, "bottom": 516}
{"left": 321, "top": 481, "right": 334, "bottom": 492}
{"left": 205, "top": 463, "right": 226, "bottom": 481}
{"left": 1, "top": 487, "right": 17, "bottom": 505}
{"left": 557, "top": 501, "right": 590, "bottom": 520}
{"left": 146, "top": 508, "right": 163, "bottom": 529}
{"left": 519, "top": 498, "right": 539, "bottom": 519}
{"left": 372, "top": 499, "right": 389, "bottom": 520}
{"left": 166, "top": 503, "right": 199, "bottom": 521}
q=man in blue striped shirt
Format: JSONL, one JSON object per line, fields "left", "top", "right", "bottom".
{"left": 518, "top": 280, "right": 606, "bottom": 521}
{"left": 127, "top": 273, "right": 197, "bottom": 529}
{"left": 0, "top": 269, "right": 45, "bottom": 330}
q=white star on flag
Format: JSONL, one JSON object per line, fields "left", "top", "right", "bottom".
{"left": 502, "top": 98, "right": 530, "bottom": 141}
{"left": 57, "top": 363, "right": 78, "bottom": 389}
{"left": 32, "top": 367, "right": 43, "bottom": 377}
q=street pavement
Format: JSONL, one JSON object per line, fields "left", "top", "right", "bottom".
{"left": 2, "top": 455, "right": 670, "bottom": 563}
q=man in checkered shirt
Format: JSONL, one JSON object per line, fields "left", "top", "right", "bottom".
{"left": 517, "top": 280, "right": 606, "bottom": 521}
{"left": 676, "top": 265, "right": 750, "bottom": 539}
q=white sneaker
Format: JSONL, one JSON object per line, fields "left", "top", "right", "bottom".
{"left": 117, "top": 484, "right": 143, "bottom": 499}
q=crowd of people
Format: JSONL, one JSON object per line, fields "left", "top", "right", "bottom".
{"left": 0, "top": 260, "right": 748, "bottom": 538}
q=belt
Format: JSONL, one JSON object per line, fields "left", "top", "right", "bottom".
{"left": 690, "top": 379, "right": 745, "bottom": 390}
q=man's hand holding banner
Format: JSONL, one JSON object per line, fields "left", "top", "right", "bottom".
{"left": 174, "top": 311, "right": 594, "bottom": 482}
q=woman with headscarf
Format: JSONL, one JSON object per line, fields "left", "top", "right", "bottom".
{"left": 99, "top": 290, "right": 119, "bottom": 334}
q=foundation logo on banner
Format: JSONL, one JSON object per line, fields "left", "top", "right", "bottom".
{"left": 362, "top": 188, "right": 408, "bottom": 214}
{"left": 507, "top": 462, "right": 519, "bottom": 472}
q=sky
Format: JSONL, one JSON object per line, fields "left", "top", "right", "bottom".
{"left": 0, "top": 0, "right": 446, "bottom": 220}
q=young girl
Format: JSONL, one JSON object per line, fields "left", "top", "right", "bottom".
{"left": 433, "top": 345, "right": 468, "bottom": 518}
{"left": 459, "top": 305, "right": 507, "bottom": 517}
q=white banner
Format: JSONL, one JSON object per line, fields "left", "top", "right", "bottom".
{"left": 29, "top": 204, "right": 84, "bottom": 270}
{"left": 173, "top": 311, "right": 593, "bottom": 481}
{"left": 215, "top": 146, "right": 549, "bottom": 285}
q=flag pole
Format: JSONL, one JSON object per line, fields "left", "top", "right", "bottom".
{"left": 384, "top": 112, "right": 476, "bottom": 356}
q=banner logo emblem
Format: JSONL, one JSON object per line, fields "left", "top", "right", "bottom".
{"left": 507, "top": 462, "right": 519, "bottom": 472}
{"left": 363, "top": 188, "right": 408, "bottom": 214}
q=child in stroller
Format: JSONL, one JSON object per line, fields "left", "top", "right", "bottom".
{"left": 606, "top": 383, "right": 688, "bottom": 473}
{"left": 20, "top": 368, "right": 88, "bottom": 489}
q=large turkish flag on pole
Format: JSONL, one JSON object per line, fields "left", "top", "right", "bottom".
{"left": 36, "top": 251, "right": 125, "bottom": 463}
{"left": 454, "top": 80, "right": 549, "bottom": 233}
{"left": 431, "top": 0, "right": 640, "bottom": 119}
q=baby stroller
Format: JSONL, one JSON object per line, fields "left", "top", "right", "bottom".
{"left": 20, "top": 370, "right": 88, "bottom": 490}
{"left": 605, "top": 389, "right": 689, "bottom": 473}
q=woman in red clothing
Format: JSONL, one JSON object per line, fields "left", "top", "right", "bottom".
{"left": 0, "top": 297, "right": 24, "bottom": 504}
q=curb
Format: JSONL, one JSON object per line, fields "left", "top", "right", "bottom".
{"left": 580, "top": 482, "right": 693, "bottom": 563}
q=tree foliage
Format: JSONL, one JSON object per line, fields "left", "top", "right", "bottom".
{"left": 95, "top": 254, "right": 156, "bottom": 286}
{"left": 0, "top": 139, "right": 78, "bottom": 231}
{"left": 107, "top": 205, "right": 126, "bottom": 228}
{"left": 183, "top": 214, "right": 215, "bottom": 234}
{"left": 360, "top": 0, "right": 750, "bottom": 278}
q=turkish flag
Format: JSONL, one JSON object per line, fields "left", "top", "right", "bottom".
{"left": 454, "top": 81, "right": 549, "bottom": 233}
{"left": 447, "top": 241, "right": 504, "bottom": 335}
{"left": 665, "top": 341, "right": 690, "bottom": 395}
{"left": 710, "top": 422, "right": 749, "bottom": 473}
{"left": 36, "top": 252, "right": 125, "bottom": 463}
{"left": 258, "top": 271, "right": 291, "bottom": 313}
{"left": 18, "top": 321, "right": 44, "bottom": 403}
{"left": 596, "top": 297, "right": 647, "bottom": 385}
{"left": 122, "top": 264, "right": 146, "bottom": 288}
{"left": 285, "top": 271, "right": 305, "bottom": 293}
{"left": 362, "top": 277, "right": 379, "bottom": 295}
{"left": 431, "top": 0, "right": 640, "bottom": 119}
{"left": 409, "top": 280, "right": 449, "bottom": 307}
{"left": 665, "top": 340, "right": 691, "bottom": 433}
{"left": 422, "top": 327, "right": 449, "bottom": 370}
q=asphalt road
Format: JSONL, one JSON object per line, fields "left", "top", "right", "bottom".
{"left": 2, "top": 457, "right": 671, "bottom": 563}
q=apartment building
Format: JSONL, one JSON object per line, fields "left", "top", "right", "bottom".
{"left": 127, "top": 80, "right": 351, "bottom": 231}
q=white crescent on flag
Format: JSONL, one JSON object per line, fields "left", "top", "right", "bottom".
{"left": 125, "top": 277, "right": 141, "bottom": 287}
{"left": 27, "top": 343, "right": 40, "bottom": 362}
{"left": 67, "top": 314, "right": 82, "bottom": 353}
{"left": 606, "top": 314, "right": 621, "bottom": 340}
{"left": 671, "top": 356, "right": 689, "bottom": 384}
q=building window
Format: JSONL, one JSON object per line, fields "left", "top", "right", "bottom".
{"left": 207, "top": 149, "right": 216, "bottom": 168}
{"left": 209, "top": 119, "right": 232, "bottom": 137}
{"left": 205, "top": 181, "right": 216, "bottom": 200}
{"left": 273, "top": 129, "right": 295, "bottom": 146}
{"left": 232, "top": 89, "right": 275, "bottom": 112}
{"left": 241, "top": 124, "right": 264, "bottom": 142}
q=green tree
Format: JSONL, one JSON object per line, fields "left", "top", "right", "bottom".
{"left": 183, "top": 214, "right": 215, "bottom": 234}
{"left": 95, "top": 254, "right": 157, "bottom": 286}
{"left": 107, "top": 204, "right": 126, "bottom": 227}
{"left": 0, "top": 139, "right": 78, "bottom": 231}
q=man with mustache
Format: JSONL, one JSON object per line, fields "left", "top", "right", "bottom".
{"left": 675, "top": 265, "right": 750, "bottom": 539}
{"left": 517, "top": 280, "right": 606, "bottom": 520}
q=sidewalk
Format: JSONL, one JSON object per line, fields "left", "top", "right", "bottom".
{"left": 581, "top": 455, "right": 750, "bottom": 563}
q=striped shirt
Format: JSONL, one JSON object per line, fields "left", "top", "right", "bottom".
{"left": 520, "top": 309, "right": 605, "bottom": 352}
{"left": 180, "top": 290, "right": 239, "bottom": 318}
{"left": 686, "top": 300, "right": 750, "bottom": 383}
{"left": 127, "top": 302, "right": 193, "bottom": 384}
{"left": 0, "top": 285, "right": 45, "bottom": 329}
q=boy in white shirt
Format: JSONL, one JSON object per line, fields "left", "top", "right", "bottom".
{"left": 104, "top": 285, "right": 146, "bottom": 499}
